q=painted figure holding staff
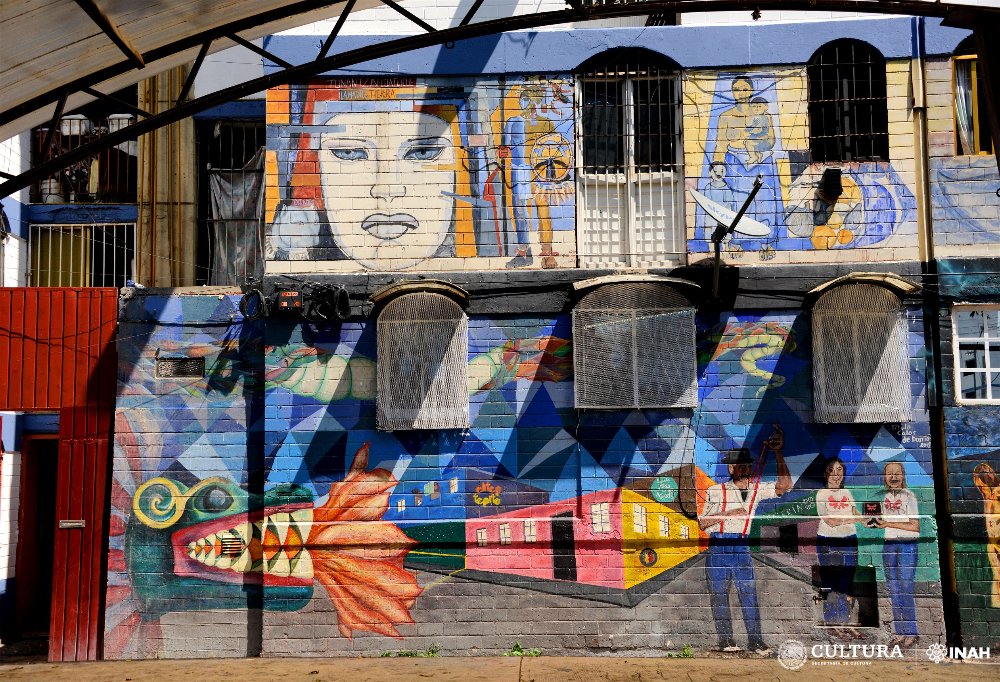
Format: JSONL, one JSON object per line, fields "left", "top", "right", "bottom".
{"left": 699, "top": 424, "right": 792, "bottom": 654}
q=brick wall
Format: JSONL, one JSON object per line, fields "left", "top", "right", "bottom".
{"left": 108, "top": 292, "right": 944, "bottom": 658}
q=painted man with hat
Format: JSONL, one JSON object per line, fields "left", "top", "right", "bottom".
{"left": 698, "top": 424, "right": 791, "bottom": 655}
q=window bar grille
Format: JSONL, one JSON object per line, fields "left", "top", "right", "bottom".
{"left": 578, "top": 56, "right": 683, "bottom": 268}
{"left": 29, "top": 223, "right": 136, "bottom": 287}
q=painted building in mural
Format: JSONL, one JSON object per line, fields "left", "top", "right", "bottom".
{"left": 2, "top": 5, "right": 1000, "bottom": 662}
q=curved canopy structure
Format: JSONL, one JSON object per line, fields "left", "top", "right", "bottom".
{"left": 1, "top": 0, "right": 998, "bottom": 197}
{"left": 0, "top": 0, "right": 383, "bottom": 139}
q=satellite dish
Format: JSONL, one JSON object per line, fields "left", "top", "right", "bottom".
{"left": 690, "top": 188, "right": 771, "bottom": 237}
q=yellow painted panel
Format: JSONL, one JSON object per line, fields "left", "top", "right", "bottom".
{"left": 621, "top": 489, "right": 705, "bottom": 589}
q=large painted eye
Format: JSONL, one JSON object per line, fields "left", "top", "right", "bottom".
{"left": 202, "top": 485, "right": 234, "bottom": 512}
{"left": 402, "top": 145, "right": 444, "bottom": 162}
{"left": 329, "top": 147, "right": 368, "bottom": 161}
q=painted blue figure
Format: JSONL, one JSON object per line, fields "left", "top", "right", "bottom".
{"left": 870, "top": 461, "right": 920, "bottom": 649}
{"left": 503, "top": 88, "right": 538, "bottom": 268}
{"left": 704, "top": 161, "right": 737, "bottom": 210}
{"left": 699, "top": 425, "right": 791, "bottom": 654}
{"left": 815, "top": 456, "right": 859, "bottom": 625}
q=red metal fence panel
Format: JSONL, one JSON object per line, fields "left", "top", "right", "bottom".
{"left": 0, "top": 288, "right": 118, "bottom": 661}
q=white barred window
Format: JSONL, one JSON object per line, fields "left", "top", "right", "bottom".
{"left": 632, "top": 503, "right": 648, "bottom": 534}
{"left": 476, "top": 528, "right": 487, "bottom": 547}
{"left": 523, "top": 519, "right": 537, "bottom": 543}
{"left": 812, "top": 283, "right": 911, "bottom": 423}
{"left": 658, "top": 514, "right": 670, "bottom": 537}
{"left": 573, "top": 282, "right": 697, "bottom": 409}
{"left": 577, "top": 49, "right": 685, "bottom": 268}
{"left": 591, "top": 502, "right": 611, "bottom": 533}
{"left": 377, "top": 292, "right": 469, "bottom": 430}
{"left": 499, "top": 523, "right": 512, "bottom": 545}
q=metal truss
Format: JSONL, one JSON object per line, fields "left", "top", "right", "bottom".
{"left": 2, "top": 0, "right": 997, "bottom": 198}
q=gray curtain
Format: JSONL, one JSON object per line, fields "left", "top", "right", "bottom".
{"left": 208, "top": 147, "right": 265, "bottom": 285}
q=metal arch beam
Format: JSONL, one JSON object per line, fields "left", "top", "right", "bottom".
{"left": 72, "top": 0, "right": 145, "bottom": 69}
{"left": 0, "top": 0, "right": 357, "bottom": 132}
{"left": 3, "top": 0, "right": 993, "bottom": 136}
{"left": 4, "top": 0, "right": 1000, "bottom": 199}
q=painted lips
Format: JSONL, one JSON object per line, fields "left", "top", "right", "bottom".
{"left": 361, "top": 213, "right": 419, "bottom": 240}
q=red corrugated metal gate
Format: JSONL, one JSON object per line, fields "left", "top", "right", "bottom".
{"left": 0, "top": 288, "right": 118, "bottom": 661}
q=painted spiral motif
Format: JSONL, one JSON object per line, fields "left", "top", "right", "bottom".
{"left": 132, "top": 477, "right": 186, "bottom": 529}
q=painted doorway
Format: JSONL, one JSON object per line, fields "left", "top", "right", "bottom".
{"left": 551, "top": 512, "right": 578, "bottom": 581}
{"left": 13, "top": 436, "right": 59, "bottom": 640}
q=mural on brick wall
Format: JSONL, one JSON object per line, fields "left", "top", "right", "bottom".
{"left": 930, "top": 156, "right": 1000, "bottom": 249}
{"left": 685, "top": 70, "right": 917, "bottom": 259}
{"left": 106, "top": 297, "right": 943, "bottom": 658}
{"left": 266, "top": 77, "right": 575, "bottom": 271}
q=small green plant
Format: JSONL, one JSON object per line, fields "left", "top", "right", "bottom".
{"left": 665, "top": 644, "right": 694, "bottom": 659}
{"left": 382, "top": 644, "right": 441, "bottom": 658}
{"left": 503, "top": 642, "right": 542, "bottom": 657}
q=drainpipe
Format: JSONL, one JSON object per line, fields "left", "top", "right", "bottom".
{"left": 911, "top": 16, "right": 961, "bottom": 648}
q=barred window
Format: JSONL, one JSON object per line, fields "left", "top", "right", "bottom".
{"left": 632, "top": 503, "right": 648, "bottom": 534}
{"left": 591, "top": 502, "right": 611, "bottom": 533}
{"left": 577, "top": 49, "right": 685, "bottom": 268}
{"left": 523, "top": 519, "right": 537, "bottom": 543}
{"left": 573, "top": 282, "right": 697, "bottom": 409}
{"left": 952, "top": 305, "right": 1000, "bottom": 403}
{"left": 29, "top": 222, "right": 135, "bottom": 287}
{"left": 812, "top": 283, "right": 911, "bottom": 423}
{"left": 658, "top": 514, "right": 670, "bottom": 538}
{"left": 376, "top": 292, "right": 469, "bottom": 430}
{"left": 807, "top": 40, "right": 889, "bottom": 163}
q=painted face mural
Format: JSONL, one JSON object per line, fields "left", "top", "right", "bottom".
{"left": 319, "top": 111, "right": 456, "bottom": 269}
{"left": 266, "top": 77, "right": 575, "bottom": 271}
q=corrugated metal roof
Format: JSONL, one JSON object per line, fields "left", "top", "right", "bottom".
{"left": 0, "top": 0, "right": 381, "bottom": 140}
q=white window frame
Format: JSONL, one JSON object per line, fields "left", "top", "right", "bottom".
{"left": 449, "top": 477, "right": 459, "bottom": 494}
{"left": 572, "top": 282, "right": 698, "bottom": 410}
{"left": 396, "top": 499, "right": 406, "bottom": 513}
{"left": 679, "top": 524, "right": 690, "bottom": 540}
{"left": 591, "top": 502, "right": 611, "bottom": 533}
{"left": 499, "top": 522, "right": 512, "bottom": 545}
{"left": 523, "top": 518, "right": 537, "bottom": 543}
{"left": 812, "top": 283, "right": 912, "bottom": 423}
{"left": 575, "top": 66, "right": 685, "bottom": 268}
{"left": 476, "top": 528, "right": 488, "bottom": 547}
{"left": 658, "top": 514, "right": 670, "bottom": 538}
{"left": 952, "top": 304, "right": 1000, "bottom": 404}
{"left": 376, "top": 292, "right": 470, "bottom": 430}
{"left": 632, "top": 503, "right": 647, "bottom": 534}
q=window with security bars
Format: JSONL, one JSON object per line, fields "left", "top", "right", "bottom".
{"left": 952, "top": 305, "right": 1000, "bottom": 403}
{"left": 577, "top": 50, "right": 685, "bottom": 267}
{"left": 953, "top": 38, "right": 994, "bottom": 156}
{"left": 196, "top": 119, "right": 266, "bottom": 286}
{"left": 573, "top": 282, "right": 697, "bottom": 409}
{"left": 29, "top": 222, "right": 135, "bottom": 287}
{"left": 812, "top": 284, "right": 911, "bottom": 423}
{"left": 807, "top": 40, "right": 889, "bottom": 163}
{"left": 376, "top": 292, "right": 469, "bottom": 430}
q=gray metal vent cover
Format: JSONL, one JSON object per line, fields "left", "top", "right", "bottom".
{"left": 377, "top": 292, "right": 469, "bottom": 430}
{"left": 573, "top": 283, "right": 697, "bottom": 409}
{"left": 155, "top": 357, "right": 206, "bottom": 379}
{"left": 813, "top": 284, "right": 912, "bottom": 423}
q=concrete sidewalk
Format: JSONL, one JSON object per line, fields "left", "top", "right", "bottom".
{"left": 1, "top": 656, "right": 998, "bottom": 681}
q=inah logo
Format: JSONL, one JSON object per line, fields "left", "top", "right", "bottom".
{"left": 926, "top": 643, "right": 947, "bottom": 664}
{"left": 778, "top": 639, "right": 808, "bottom": 671}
